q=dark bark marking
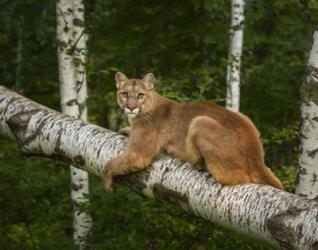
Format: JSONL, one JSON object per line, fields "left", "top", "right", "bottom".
{"left": 96, "top": 146, "right": 102, "bottom": 159}
{"left": 215, "top": 186, "right": 224, "bottom": 198}
{"left": 161, "top": 166, "right": 171, "bottom": 181}
{"left": 22, "top": 113, "right": 49, "bottom": 146}
{"left": 66, "top": 99, "right": 78, "bottom": 106}
{"left": 72, "top": 182, "right": 83, "bottom": 191}
{"left": 117, "top": 173, "right": 148, "bottom": 196}
{"left": 299, "top": 132, "right": 308, "bottom": 140}
{"left": 313, "top": 172, "right": 318, "bottom": 184}
{"left": 307, "top": 148, "right": 318, "bottom": 158}
{"left": 54, "top": 128, "right": 64, "bottom": 153}
{"left": 302, "top": 67, "right": 318, "bottom": 105}
{"left": 58, "top": 40, "right": 68, "bottom": 51}
{"left": 295, "top": 168, "right": 304, "bottom": 188}
{"left": 153, "top": 183, "right": 188, "bottom": 206}
{"left": 312, "top": 241, "right": 318, "bottom": 250}
{"left": 7, "top": 109, "right": 40, "bottom": 149}
{"left": 74, "top": 155, "right": 85, "bottom": 166}
{"left": 76, "top": 80, "right": 84, "bottom": 94}
{"left": 298, "top": 167, "right": 307, "bottom": 175}
{"left": 53, "top": 128, "right": 72, "bottom": 165}
{"left": 51, "top": 152, "right": 74, "bottom": 168}
{"left": 298, "top": 192, "right": 309, "bottom": 197}
{"left": 267, "top": 206, "right": 307, "bottom": 249}
{"left": 1, "top": 96, "right": 18, "bottom": 116}
{"left": 73, "top": 18, "right": 84, "bottom": 27}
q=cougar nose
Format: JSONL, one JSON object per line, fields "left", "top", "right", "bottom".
{"left": 127, "top": 104, "right": 137, "bottom": 112}
{"left": 127, "top": 98, "right": 137, "bottom": 112}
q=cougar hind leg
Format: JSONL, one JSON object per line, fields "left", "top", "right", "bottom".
{"left": 186, "top": 116, "right": 252, "bottom": 185}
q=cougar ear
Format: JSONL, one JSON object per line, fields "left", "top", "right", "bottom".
{"left": 142, "top": 73, "right": 155, "bottom": 90}
{"left": 115, "top": 72, "right": 128, "bottom": 89}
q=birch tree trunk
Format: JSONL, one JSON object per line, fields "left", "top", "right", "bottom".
{"left": 226, "top": 0, "right": 245, "bottom": 112}
{"left": 1, "top": 86, "right": 318, "bottom": 249}
{"left": 71, "top": 0, "right": 92, "bottom": 245}
{"left": 296, "top": 28, "right": 318, "bottom": 199}
{"left": 73, "top": 0, "right": 88, "bottom": 122}
{"left": 56, "top": 0, "right": 91, "bottom": 247}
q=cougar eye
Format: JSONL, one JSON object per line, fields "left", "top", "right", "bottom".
{"left": 121, "top": 92, "right": 128, "bottom": 98}
{"left": 137, "top": 93, "right": 144, "bottom": 99}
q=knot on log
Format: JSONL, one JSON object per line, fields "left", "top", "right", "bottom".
{"left": 153, "top": 183, "right": 188, "bottom": 206}
{"left": 267, "top": 206, "right": 309, "bottom": 249}
{"left": 7, "top": 109, "right": 41, "bottom": 154}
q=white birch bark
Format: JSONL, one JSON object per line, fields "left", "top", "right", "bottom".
{"left": 56, "top": 0, "right": 78, "bottom": 117}
{"left": 56, "top": 0, "right": 91, "bottom": 247}
{"left": 72, "top": 0, "right": 91, "bottom": 245}
{"left": 226, "top": 0, "right": 245, "bottom": 112}
{"left": 296, "top": 28, "right": 318, "bottom": 199}
{"left": 73, "top": 0, "right": 88, "bottom": 121}
{"left": 1, "top": 86, "right": 318, "bottom": 249}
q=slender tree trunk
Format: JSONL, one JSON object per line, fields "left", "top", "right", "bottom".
{"left": 1, "top": 86, "right": 318, "bottom": 250}
{"left": 56, "top": 0, "right": 78, "bottom": 117}
{"left": 72, "top": 0, "right": 92, "bottom": 245}
{"left": 226, "top": 0, "right": 245, "bottom": 112}
{"left": 73, "top": 0, "right": 88, "bottom": 121}
{"left": 296, "top": 28, "right": 318, "bottom": 199}
{"left": 56, "top": 0, "right": 91, "bottom": 247}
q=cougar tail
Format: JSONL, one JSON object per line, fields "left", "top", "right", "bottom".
{"left": 262, "top": 166, "right": 284, "bottom": 190}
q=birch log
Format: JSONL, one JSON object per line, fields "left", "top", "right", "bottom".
{"left": 226, "top": 0, "right": 245, "bottom": 112}
{"left": 56, "top": 0, "right": 91, "bottom": 247}
{"left": 296, "top": 28, "right": 318, "bottom": 199}
{"left": 1, "top": 86, "right": 318, "bottom": 249}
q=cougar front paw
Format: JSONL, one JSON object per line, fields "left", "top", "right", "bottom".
{"left": 119, "top": 127, "right": 131, "bottom": 137}
{"left": 103, "top": 169, "right": 115, "bottom": 192}
{"left": 104, "top": 180, "right": 115, "bottom": 192}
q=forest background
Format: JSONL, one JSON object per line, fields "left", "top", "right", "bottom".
{"left": 0, "top": 0, "right": 317, "bottom": 249}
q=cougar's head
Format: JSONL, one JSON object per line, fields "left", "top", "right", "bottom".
{"left": 115, "top": 72, "right": 155, "bottom": 119}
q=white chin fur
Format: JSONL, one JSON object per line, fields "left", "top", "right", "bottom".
{"left": 126, "top": 113, "right": 137, "bottom": 118}
{"left": 124, "top": 108, "right": 140, "bottom": 118}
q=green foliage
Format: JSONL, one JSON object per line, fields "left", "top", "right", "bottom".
{"left": 0, "top": 135, "right": 73, "bottom": 249}
{"left": 87, "top": 184, "right": 272, "bottom": 250}
{"left": 0, "top": 0, "right": 317, "bottom": 249}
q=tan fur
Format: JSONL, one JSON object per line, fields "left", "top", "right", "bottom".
{"left": 103, "top": 73, "right": 284, "bottom": 192}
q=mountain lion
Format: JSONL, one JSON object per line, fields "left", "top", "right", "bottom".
{"left": 103, "top": 72, "right": 284, "bottom": 192}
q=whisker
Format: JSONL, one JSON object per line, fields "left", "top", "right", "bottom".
{"left": 143, "top": 112, "right": 152, "bottom": 120}
{"left": 141, "top": 115, "right": 151, "bottom": 124}
{"left": 141, "top": 113, "right": 152, "bottom": 125}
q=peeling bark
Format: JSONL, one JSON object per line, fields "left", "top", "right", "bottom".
{"left": 1, "top": 86, "right": 318, "bottom": 249}
{"left": 296, "top": 28, "right": 318, "bottom": 199}
{"left": 226, "top": 0, "right": 245, "bottom": 112}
